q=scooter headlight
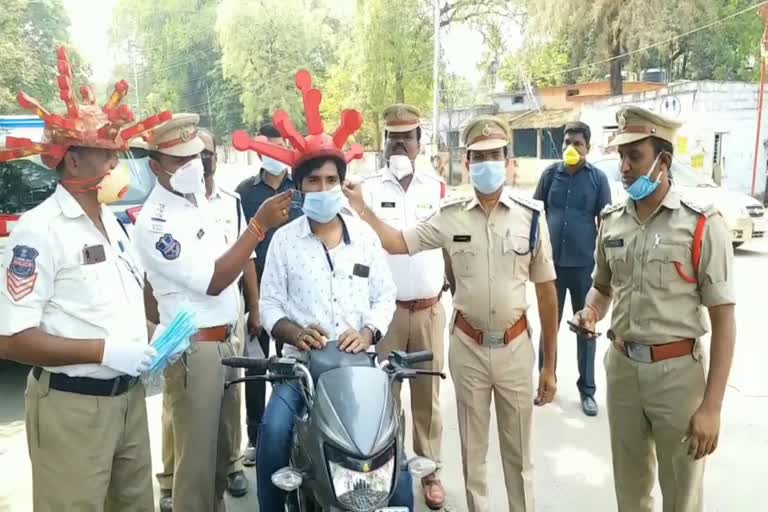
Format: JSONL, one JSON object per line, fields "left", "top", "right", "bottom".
{"left": 271, "top": 467, "right": 303, "bottom": 491}
{"left": 325, "top": 443, "right": 396, "bottom": 511}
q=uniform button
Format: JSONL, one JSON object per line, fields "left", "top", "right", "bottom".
{"left": 491, "top": 309, "right": 496, "bottom": 315}
{"left": 640, "top": 225, "right": 646, "bottom": 231}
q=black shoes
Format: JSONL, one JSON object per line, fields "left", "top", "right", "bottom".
{"left": 226, "top": 470, "right": 249, "bottom": 497}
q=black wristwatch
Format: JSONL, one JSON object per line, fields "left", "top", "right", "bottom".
{"left": 365, "top": 325, "right": 382, "bottom": 344}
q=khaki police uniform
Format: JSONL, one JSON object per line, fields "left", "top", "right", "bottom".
{"left": 0, "top": 186, "right": 153, "bottom": 511}
{"left": 595, "top": 106, "right": 736, "bottom": 512}
{"left": 402, "top": 116, "right": 556, "bottom": 512}
{"left": 134, "top": 114, "right": 241, "bottom": 512}
{"left": 157, "top": 184, "right": 249, "bottom": 492}
{"left": 363, "top": 103, "right": 446, "bottom": 470}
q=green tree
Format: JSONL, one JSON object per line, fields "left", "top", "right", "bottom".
{"left": 110, "top": 0, "right": 241, "bottom": 141}
{"left": 216, "top": 0, "right": 339, "bottom": 133}
{"left": 0, "top": 0, "right": 89, "bottom": 113}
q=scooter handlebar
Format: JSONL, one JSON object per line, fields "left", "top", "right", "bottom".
{"left": 402, "top": 350, "right": 433, "bottom": 365}
{"left": 221, "top": 356, "right": 272, "bottom": 372}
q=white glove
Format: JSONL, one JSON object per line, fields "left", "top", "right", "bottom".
{"left": 101, "top": 341, "right": 157, "bottom": 377}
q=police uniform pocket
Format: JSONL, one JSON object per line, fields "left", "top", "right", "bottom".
{"left": 646, "top": 245, "right": 693, "bottom": 289}
{"left": 605, "top": 246, "right": 630, "bottom": 286}
{"left": 450, "top": 248, "right": 477, "bottom": 277}
{"left": 502, "top": 236, "right": 531, "bottom": 277}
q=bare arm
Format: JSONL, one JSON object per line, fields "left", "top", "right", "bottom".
{"left": 207, "top": 191, "right": 293, "bottom": 295}
{"left": 442, "top": 249, "right": 456, "bottom": 295}
{"left": 1, "top": 328, "right": 104, "bottom": 366}
{"left": 535, "top": 281, "right": 559, "bottom": 370}
{"left": 357, "top": 204, "right": 409, "bottom": 255}
{"left": 702, "top": 304, "right": 736, "bottom": 411}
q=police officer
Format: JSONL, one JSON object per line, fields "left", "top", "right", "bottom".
{"left": 154, "top": 128, "right": 252, "bottom": 510}
{"left": 361, "top": 103, "right": 447, "bottom": 508}
{"left": 0, "top": 46, "right": 167, "bottom": 511}
{"left": 345, "top": 115, "right": 560, "bottom": 512}
{"left": 134, "top": 113, "right": 291, "bottom": 512}
{"left": 572, "top": 106, "right": 736, "bottom": 512}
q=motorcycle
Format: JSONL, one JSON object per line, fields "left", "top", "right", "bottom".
{"left": 222, "top": 342, "right": 446, "bottom": 512}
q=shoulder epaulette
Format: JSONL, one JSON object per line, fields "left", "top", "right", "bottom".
{"left": 510, "top": 194, "right": 543, "bottom": 212}
{"left": 680, "top": 197, "right": 717, "bottom": 217}
{"left": 440, "top": 195, "right": 471, "bottom": 209}
{"left": 600, "top": 202, "right": 625, "bottom": 218}
{"left": 219, "top": 188, "right": 240, "bottom": 201}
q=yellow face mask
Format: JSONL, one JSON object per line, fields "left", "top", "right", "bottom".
{"left": 563, "top": 145, "right": 582, "bottom": 167}
{"left": 96, "top": 163, "right": 131, "bottom": 204}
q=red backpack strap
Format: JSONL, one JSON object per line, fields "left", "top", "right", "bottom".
{"left": 440, "top": 181, "right": 446, "bottom": 199}
{"left": 673, "top": 213, "right": 707, "bottom": 284}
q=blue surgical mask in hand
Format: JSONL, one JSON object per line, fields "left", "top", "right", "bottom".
{"left": 469, "top": 160, "right": 506, "bottom": 195}
{"left": 145, "top": 308, "right": 198, "bottom": 375}
{"left": 302, "top": 186, "right": 345, "bottom": 223}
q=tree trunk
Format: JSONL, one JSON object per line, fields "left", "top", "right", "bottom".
{"left": 395, "top": 68, "right": 405, "bottom": 103}
{"left": 610, "top": 31, "right": 623, "bottom": 96}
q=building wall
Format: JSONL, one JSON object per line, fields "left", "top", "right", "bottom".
{"left": 580, "top": 81, "right": 767, "bottom": 197}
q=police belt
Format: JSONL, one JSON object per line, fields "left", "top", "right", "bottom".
{"left": 396, "top": 292, "right": 442, "bottom": 312}
{"left": 454, "top": 311, "right": 528, "bottom": 348}
{"left": 609, "top": 331, "right": 695, "bottom": 363}
{"left": 32, "top": 367, "right": 139, "bottom": 397}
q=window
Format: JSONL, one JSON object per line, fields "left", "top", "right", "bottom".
{"left": 0, "top": 158, "right": 57, "bottom": 215}
{"left": 448, "top": 130, "right": 461, "bottom": 149}
{"left": 566, "top": 89, "right": 580, "bottom": 97}
{"left": 540, "top": 127, "right": 565, "bottom": 159}
{"left": 513, "top": 95, "right": 525, "bottom": 104}
{"left": 513, "top": 128, "right": 537, "bottom": 158}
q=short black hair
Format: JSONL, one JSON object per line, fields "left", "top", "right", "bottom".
{"left": 466, "top": 146, "right": 509, "bottom": 160}
{"left": 651, "top": 136, "right": 674, "bottom": 157}
{"left": 259, "top": 123, "right": 282, "bottom": 138}
{"left": 293, "top": 156, "right": 346, "bottom": 189}
{"left": 564, "top": 122, "right": 591, "bottom": 145}
{"left": 384, "top": 127, "right": 422, "bottom": 143}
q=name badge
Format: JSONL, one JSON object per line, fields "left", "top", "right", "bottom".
{"left": 605, "top": 238, "right": 624, "bottom": 248}
{"left": 453, "top": 235, "right": 471, "bottom": 242}
{"left": 352, "top": 264, "right": 370, "bottom": 278}
{"left": 82, "top": 245, "right": 106, "bottom": 265}
{"left": 381, "top": 201, "right": 396, "bottom": 208}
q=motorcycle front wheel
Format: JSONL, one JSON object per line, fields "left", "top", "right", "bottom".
{"left": 286, "top": 489, "right": 323, "bottom": 512}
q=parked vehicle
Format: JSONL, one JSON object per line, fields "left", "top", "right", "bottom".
{"left": 592, "top": 156, "right": 766, "bottom": 248}
{"left": 222, "top": 344, "right": 444, "bottom": 512}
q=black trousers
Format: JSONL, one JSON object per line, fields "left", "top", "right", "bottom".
{"left": 244, "top": 328, "right": 283, "bottom": 444}
{"left": 538, "top": 265, "right": 596, "bottom": 398}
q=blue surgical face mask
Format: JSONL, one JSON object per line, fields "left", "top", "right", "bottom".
{"left": 625, "top": 153, "right": 662, "bottom": 201}
{"left": 261, "top": 156, "right": 286, "bottom": 175}
{"left": 302, "top": 186, "right": 344, "bottom": 223}
{"left": 469, "top": 161, "right": 506, "bottom": 195}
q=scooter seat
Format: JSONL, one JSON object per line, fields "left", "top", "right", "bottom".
{"left": 308, "top": 342, "right": 374, "bottom": 383}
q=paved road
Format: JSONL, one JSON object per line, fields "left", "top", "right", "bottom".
{"left": 2, "top": 239, "right": 767, "bottom": 512}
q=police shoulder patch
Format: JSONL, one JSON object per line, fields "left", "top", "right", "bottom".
{"left": 600, "top": 202, "right": 625, "bottom": 218}
{"left": 680, "top": 198, "right": 717, "bottom": 217}
{"left": 7, "top": 245, "right": 39, "bottom": 301}
{"left": 440, "top": 195, "right": 471, "bottom": 209}
{"left": 510, "top": 194, "right": 543, "bottom": 212}
{"left": 155, "top": 234, "right": 182, "bottom": 260}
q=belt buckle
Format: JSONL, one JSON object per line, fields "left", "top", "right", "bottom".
{"left": 625, "top": 341, "right": 653, "bottom": 363}
{"left": 482, "top": 332, "right": 505, "bottom": 348}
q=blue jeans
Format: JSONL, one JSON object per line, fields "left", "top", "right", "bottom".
{"left": 538, "top": 265, "right": 597, "bottom": 397}
{"left": 257, "top": 382, "right": 414, "bottom": 511}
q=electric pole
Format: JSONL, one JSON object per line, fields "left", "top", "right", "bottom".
{"left": 431, "top": 0, "right": 441, "bottom": 157}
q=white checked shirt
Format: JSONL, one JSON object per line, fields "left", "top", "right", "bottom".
{"left": 362, "top": 168, "right": 445, "bottom": 301}
{"left": 0, "top": 186, "right": 146, "bottom": 379}
{"left": 259, "top": 212, "right": 397, "bottom": 359}
{"left": 134, "top": 183, "right": 241, "bottom": 328}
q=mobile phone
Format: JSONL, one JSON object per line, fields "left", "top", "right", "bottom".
{"left": 567, "top": 320, "right": 600, "bottom": 338}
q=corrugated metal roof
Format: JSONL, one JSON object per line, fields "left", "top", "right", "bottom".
{"left": 502, "top": 109, "right": 579, "bottom": 129}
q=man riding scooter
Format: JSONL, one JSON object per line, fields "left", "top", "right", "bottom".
{"left": 231, "top": 70, "right": 413, "bottom": 511}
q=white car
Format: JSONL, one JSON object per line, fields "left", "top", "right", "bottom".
{"left": 592, "top": 156, "right": 766, "bottom": 248}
